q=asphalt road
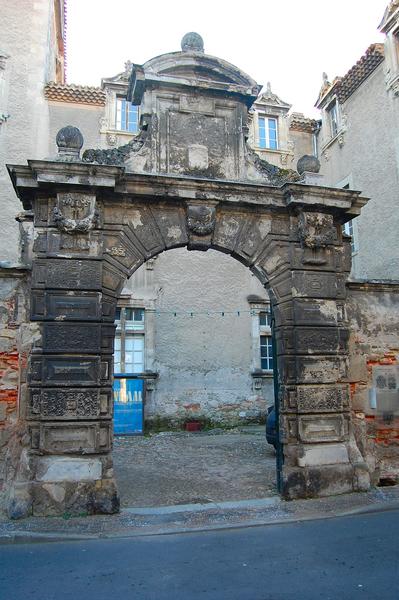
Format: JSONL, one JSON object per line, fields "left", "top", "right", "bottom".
{"left": 1, "top": 509, "right": 398, "bottom": 600}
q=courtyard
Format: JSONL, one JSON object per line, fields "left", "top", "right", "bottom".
{"left": 112, "top": 426, "right": 277, "bottom": 508}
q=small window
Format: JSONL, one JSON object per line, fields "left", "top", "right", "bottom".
{"left": 344, "top": 220, "right": 356, "bottom": 254}
{"left": 259, "top": 311, "right": 271, "bottom": 327}
{"left": 258, "top": 116, "right": 278, "bottom": 150}
{"left": 327, "top": 100, "right": 339, "bottom": 137}
{"left": 114, "top": 307, "right": 145, "bottom": 374}
{"left": 125, "top": 308, "right": 145, "bottom": 331}
{"left": 115, "top": 97, "right": 139, "bottom": 133}
{"left": 260, "top": 335, "right": 273, "bottom": 370}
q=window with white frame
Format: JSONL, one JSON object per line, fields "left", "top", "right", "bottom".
{"left": 327, "top": 99, "right": 339, "bottom": 137}
{"left": 258, "top": 116, "right": 278, "bottom": 150}
{"left": 344, "top": 219, "right": 357, "bottom": 254}
{"left": 259, "top": 310, "right": 273, "bottom": 371}
{"left": 114, "top": 307, "right": 145, "bottom": 374}
{"left": 115, "top": 97, "right": 139, "bottom": 133}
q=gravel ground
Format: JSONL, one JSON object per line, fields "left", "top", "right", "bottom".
{"left": 113, "top": 427, "right": 277, "bottom": 508}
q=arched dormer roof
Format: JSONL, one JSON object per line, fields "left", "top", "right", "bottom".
{"left": 143, "top": 51, "right": 259, "bottom": 90}
{"left": 128, "top": 33, "right": 261, "bottom": 108}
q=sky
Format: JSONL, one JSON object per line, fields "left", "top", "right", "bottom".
{"left": 66, "top": 0, "right": 388, "bottom": 117}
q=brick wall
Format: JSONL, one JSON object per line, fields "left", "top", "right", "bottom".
{"left": 347, "top": 282, "right": 399, "bottom": 484}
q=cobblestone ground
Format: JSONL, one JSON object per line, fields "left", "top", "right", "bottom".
{"left": 113, "top": 427, "right": 277, "bottom": 508}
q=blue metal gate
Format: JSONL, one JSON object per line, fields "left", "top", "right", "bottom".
{"left": 113, "top": 376, "right": 144, "bottom": 435}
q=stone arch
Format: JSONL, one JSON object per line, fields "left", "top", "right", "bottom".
{"left": 5, "top": 157, "right": 370, "bottom": 518}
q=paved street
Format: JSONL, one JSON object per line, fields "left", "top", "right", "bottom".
{"left": 113, "top": 428, "right": 277, "bottom": 507}
{"left": 1, "top": 508, "right": 398, "bottom": 600}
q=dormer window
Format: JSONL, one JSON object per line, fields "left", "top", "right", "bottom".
{"left": 258, "top": 116, "right": 278, "bottom": 150}
{"left": 115, "top": 97, "right": 139, "bottom": 133}
{"left": 327, "top": 99, "right": 339, "bottom": 137}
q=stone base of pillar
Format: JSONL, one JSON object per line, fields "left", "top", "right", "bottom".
{"left": 7, "top": 455, "right": 120, "bottom": 519}
{"left": 281, "top": 456, "right": 371, "bottom": 500}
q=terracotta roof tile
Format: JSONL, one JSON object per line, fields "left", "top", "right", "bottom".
{"left": 289, "top": 113, "right": 318, "bottom": 133}
{"left": 317, "top": 44, "right": 384, "bottom": 107}
{"left": 44, "top": 82, "right": 106, "bottom": 105}
{"left": 336, "top": 44, "right": 384, "bottom": 103}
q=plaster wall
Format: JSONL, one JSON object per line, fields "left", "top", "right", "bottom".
{"left": 124, "top": 248, "right": 274, "bottom": 426}
{"left": 318, "top": 64, "right": 399, "bottom": 280}
{"left": 0, "top": 0, "right": 56, "bottom": 264}
{"left": 47, "top": 102, "right": 105, "bottom": 156}
{"left": 347, "top": 282, "right": 399, "bottom": 483}
{"left": 290, "top": 129, "right": 315, "bottom": 165}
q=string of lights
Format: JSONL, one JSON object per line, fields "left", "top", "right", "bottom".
{"left": 152, "top": 308, "right": 268, "bottom": 317}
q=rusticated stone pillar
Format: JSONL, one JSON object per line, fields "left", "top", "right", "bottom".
{"left": 261, "top": 209, "right": 370, "bottom": 498}
{"left": 12, "top": 188, "right": 120, "bottom": 517}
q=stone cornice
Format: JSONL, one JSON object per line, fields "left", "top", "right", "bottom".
{"left": 347, "top": 280, "right": 399, "bottom": 293}
{"left": 7, "top": 160, "right": 366, "bottom": 221}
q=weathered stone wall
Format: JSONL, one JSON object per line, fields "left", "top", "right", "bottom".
{"left": 124, "top": 248, "right": 273, "bottom": 427}
{"left": 0, "top": 268, "right": 28, "bottom": 504}
{"left": 347, "top": 281, "right": 399, "bottom": 484}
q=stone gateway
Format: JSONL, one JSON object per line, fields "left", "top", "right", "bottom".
{"left": 4, "top": 34, "right": 370, "bottom": 517}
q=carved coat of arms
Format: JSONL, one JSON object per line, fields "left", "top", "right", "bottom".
{"left": 53, "top": 192, "right": 99, "bottom": 234}
{"left": 297, "top": 211, "right": 336, "bottom": 249}
{"left": 187, "top": 205, "right": 216, "bottom": 236}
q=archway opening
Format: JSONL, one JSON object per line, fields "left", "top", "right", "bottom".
{"left": 111, "top": 247, "right": 279, "bottom": 508}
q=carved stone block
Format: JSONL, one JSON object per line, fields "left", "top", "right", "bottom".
{"left": 235, "top": 215, "right": 273, "bottom": 262}
{"left": 278, "top": 355, "right": 345, "bottom": 385}
{"left": 28, "top": 388, "right": 112, "bottom": 420}
{"left": 257, "top": 239, "right": 291, "bottom": 278}
{"left": 104, "top": 232, "right": 143, "bottom": 273}
{"left": 298, "top": 414, "right": 348, "bottom": 443}
{"left": 31, "top": 291, "right": 102, "bottom": 321}
{"left": 273, "top": 299, "right": 345, "bottom": 328}
{"left": 275, "top": 327, "right": 348, "bottom": 355}
{"left": 33, "top": 197, "right": 56, "bottom": 227}
{"left": 123, "top": 206, "right": 164, "bottom": 256}
{"left": 213, "top": 212, "right": 244, "bottom": 254}
{"left": 42, "top": 323, "right": 102, "bottom": 353}
{"left": 102, "top": 262, "right": 125, "bottom": 296}
{"left": 36, "top": 422, "right": 111, "bottom": 454}
{"left": 32, "top": 259, "right": 102, "bottom": 291}
{"left": 292, "top": 271, "right": 346, "bottom": 299}
{"left": 291, "top": 244, "right": 347, "bottom": 272}
{"left": 45, "top": 231, "right": 103, "bottom": 257}
{"left": 29, "top": 356, "right": 101, "bottom": 386}
{"left": 296, "top": 385, "right": 350, "bottom": 413}
{"left": 150, "top": 205, "right": 188, "bottom": 249}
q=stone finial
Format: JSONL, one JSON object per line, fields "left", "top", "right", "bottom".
{"left": 56, "top": 126, "right": 84, "bottom": 161}
{"left": 297, "top": 155, "right": 321, "bottom": 175}
{"left": 181, "top": 32, "right": 204, "bottom": 53}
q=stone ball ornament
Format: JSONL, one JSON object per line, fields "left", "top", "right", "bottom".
{"left": 297, "top": 154, "right": 321, "bottom": 175}
{"left": 56, "top": 125, "right": 84, "bottom": 150}
{"left": 55, "top": 126, "right": 84, "bottom": 161}
{"left": 181, "top": 32, "right": 204, "bottom": 53}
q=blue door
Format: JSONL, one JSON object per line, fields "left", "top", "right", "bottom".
{"left": 113, "top": 377, "right": 144, "bottom": 435}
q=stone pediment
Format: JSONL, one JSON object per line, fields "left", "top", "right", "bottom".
{"left": 101, "top": 61, "right": 133, "bottom": 88}
{"left": 254, "top": 82, "right": 291, "bottom": 111}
